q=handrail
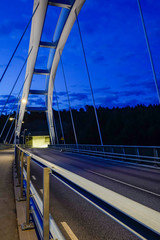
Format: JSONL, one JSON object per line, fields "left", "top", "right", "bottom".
{"left": 49, "top": 144, "right": 160, "bottom": 169}
{"left": 15, "top": 145, "right": 160, "bottom": 240}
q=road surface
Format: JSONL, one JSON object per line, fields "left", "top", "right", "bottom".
{"left": 26, "top": 148, "right": 160, "bottom": 240}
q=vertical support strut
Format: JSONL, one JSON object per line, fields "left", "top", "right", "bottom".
{"left": 75, "top": 11, "right": 103, "bottom": 145}
{"left": 43, "top": 168, "right": 50, "bottom": 240}
{"left": 26, "top": 156, "right": 31, "bottom": 224}
{"left": 21, "top": 156, "right": 34, "bottom": 230}
{"left": 17, "top": 151, "right": 26, "bottom": 201}
{"left": 17, "top": 150, "right": 21, "bottom": 185}
{"left": 137, "top": 0, "right": 160, "bottom": 104}
{"left": 59, "top": 51, "right": 78, "bottom": 146}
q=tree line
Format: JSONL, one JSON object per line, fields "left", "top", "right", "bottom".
{"left": 0, "top": 104, "right": 160, "bottom": 146}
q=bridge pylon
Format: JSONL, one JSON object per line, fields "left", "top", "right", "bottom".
{"left": 16, "top": 0, "right": 85, "bottom": 144}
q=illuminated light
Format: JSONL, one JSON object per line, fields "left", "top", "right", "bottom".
{"left": 22, "top": 121, "right": 24, "bottom": 123}
{"left": 21, "top": 98, "right": 27, "bottom": 104}
{"left": 29, "top": 136, "right": 50, "bottom": 148}
{"left": 9, "top": 117, "right": 15, "bottom": 121}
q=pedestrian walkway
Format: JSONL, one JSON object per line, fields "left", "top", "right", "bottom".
{"left": 0, "top": 149, "right": 19, "bottom": 240}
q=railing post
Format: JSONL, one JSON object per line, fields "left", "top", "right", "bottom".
{"left": 21, "top": 156, "right": 34, "bottom": 230}
{"left": 153, "top": 148, "right": 158, "bottom": 166}
{"left": 26, "top": 156, "right": 31, "bottom": 224}
{"left": 136, "top": 147, "right": 140, "bottom": 163}
{"left": 17, "top": 151, "right": 25, "bottom": 201}
{"left": 123, "top": 147, "right": 126, "bottom": 161}
{"left": 43, "top": 168, "right": 50, "bottom": 240}
{"left": 16, "top": 149, "right": 21, "bottom": 186}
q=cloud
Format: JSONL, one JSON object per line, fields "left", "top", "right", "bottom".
{"left": 0, "top": 19, "right": 26, "bottom": 37}
{"left": 0, "top": 95, "right": 17, "bottom": 105}
{"left": 119, "top": 52, "right": 136, "bottom": 62}
{"left": 15, "top": 55, "right": 25, "bottom": 62}
{"left": 28, "top": 96, "right": 45, "bottom": 106}
{"left": 0, "top": 64, "right": 6, "bottom": 68}
{"left": 69, "top": 92, "right": 88, "bottom": 101}
{"left": 93, "top": 55, "right": 106, "bottom": 64}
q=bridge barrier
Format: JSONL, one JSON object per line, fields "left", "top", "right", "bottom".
{"left": 48, "top": 144, "right": 160, "bottom": 169}
{"left": 15, "top": 145, "right": 160, "bottom": 240}
{"left": 0, "top": 143, "right": 14, "bottom": 150}
{"left": 15, "top": 145, "right": 65, "bottom": 240}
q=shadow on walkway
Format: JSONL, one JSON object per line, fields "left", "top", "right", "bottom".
{"left": 0, "top": 149, "right": 19, "bottom": 240}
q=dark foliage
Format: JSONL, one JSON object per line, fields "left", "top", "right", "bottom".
{"left": 0, "top": 104, "right": 160, "bottom": 145}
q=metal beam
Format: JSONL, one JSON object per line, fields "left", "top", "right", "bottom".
{"left": 47, "top": 0, "right": 86, "bottom": 143}
{"left": 29, "top": 90, "right": 48, "bottom": 95}
{"left": 34, "top": 69, "right": 50, "bottom": 75}
{"left": 16, "top": 0, "right": 49, "bottom": 137}
{"left": 26, "top": 107, "right": 47, "bottom": 112}
{"left": 48, "top": 0, "right": 72, "bottom": 9}
{"left": 40, "top": 41, "right": 57, "bottom": 49}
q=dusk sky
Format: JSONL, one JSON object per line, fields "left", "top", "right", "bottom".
{"left": 0, "top": 0, "right": 160, "bottom": 113}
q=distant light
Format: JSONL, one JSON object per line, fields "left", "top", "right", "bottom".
{"left": 22, "top": 121, "right": 24, "bottom": 123}
{"left": 9, "top": 117, "right": 15, "bottom": 121}
{"left": 21, "top": 98, "right": 27, "bottom": 104}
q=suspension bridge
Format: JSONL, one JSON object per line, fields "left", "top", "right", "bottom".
{"left": 0, "top": 0, "right": 160, "bottom": 240}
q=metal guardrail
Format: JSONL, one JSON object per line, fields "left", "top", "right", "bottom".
{"left": 0, "top": 143, "right": 14, "bottom": 150}
{"left": 15, "top": 145, "right": 65, "bottom": 240}
{"left": 48, "top": 144, "right": 160, "bottom": 169}
{"left": 15, "top": 145, "right": 160, "bottom": 240}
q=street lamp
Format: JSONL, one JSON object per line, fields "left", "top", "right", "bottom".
{"left": 21, "top": 98, "right": 27, "bottom": 104}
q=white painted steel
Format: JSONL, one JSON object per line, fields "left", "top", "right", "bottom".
{"left": 18, "top": 146, "right": 160, "bottom": 237}
{"left": 16, "top": 0, "right": 85, "bottom": 145}
{"left": 47, "top": 0, "right": 85, "bottom": 143}
{"left": 16, "top": 0, "right": 48, "bottom": 138}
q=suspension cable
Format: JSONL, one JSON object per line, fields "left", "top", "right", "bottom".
{"left": 0, "top": 74, "right": 28, "bottom": 138}
{"left": 0, "top": 2, "right": 39, "bottom": 82}
{"left": 75, "top": 10, "right": 103, "bottom": 145}
{"left": 137, "top": 0, "right": 160, "bottom": 104}
{"left": 0, "top": 47, "right": 33, "bottom": 116}
{"left": 9, "top": 127, "right": 15, "bottom": 144}
{"left": 4, "top": 117, "right": 15, "bottom": 143}
{"left": 52, "top": 107, "right": 59, "bottom": 144}
{"left": 59, "top": 50, "right": 78, "bottom": 146}
{"left": 54, "top": 85, "right": 65, "bottom": 144}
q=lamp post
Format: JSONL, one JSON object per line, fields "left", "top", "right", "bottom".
{"left": 28, "top": 133, "right": 31, "bottom": 147}
{"left": 23, "top": 129, "right": 27, "bottom": 147}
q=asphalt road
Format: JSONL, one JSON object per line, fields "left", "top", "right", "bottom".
{"left": 26, "top": 148, "right": 160, "bottom": 240}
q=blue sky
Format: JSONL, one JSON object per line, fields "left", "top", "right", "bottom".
{"left": 0, "top": 0, "right": 160, "bottom": 113}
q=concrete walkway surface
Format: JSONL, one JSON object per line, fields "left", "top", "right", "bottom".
{"left": 0, "top": 149, "right": 19, "bottom": 240}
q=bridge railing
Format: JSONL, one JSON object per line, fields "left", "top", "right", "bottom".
{"left": 15, "top": 145, "right": 65, "bottom": 240}
{"left": 0, "top": 143, "right": 14, "bottom": 150}
{"left": 48, "top": 144, "right": 160, "bottom": 169}
{"left": 15, "top": 145, "right": 160, "bottom": 240}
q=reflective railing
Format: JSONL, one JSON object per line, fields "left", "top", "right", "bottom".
{"left": 49, "top": 144, "right": 160, "bottom": 169}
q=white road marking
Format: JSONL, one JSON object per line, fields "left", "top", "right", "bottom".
{"left": 32, "top": 175, "right": 36, "bottom": 180}
{"left": 61, "top": 222, "right": 78, "bottom": 240}
{"left": 86, "top": 169, "right": 160, "bottom": 197}
{"left": 40, "top": 189, "right": 43, "bottom": 194}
